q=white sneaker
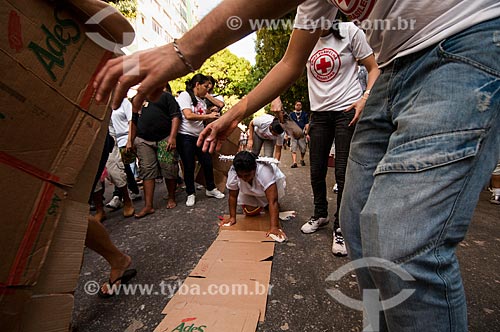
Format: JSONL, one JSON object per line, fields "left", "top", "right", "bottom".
{"left": 105, "top": 196, "right": 123, "bottom": 210}
{"left": 186, "top": 194, "right": 196, "bottom": 207}
{"left": 300, "top": 217, "right": 329, "bottom": 234}
{"left": 332, "top": 228, "right": 348, "bottom": 256}
{"left": 206, "top": 188, "right": 225, "bottom": 199}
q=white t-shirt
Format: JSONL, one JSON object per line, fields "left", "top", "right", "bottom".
{"left": 110, "top": 98, "right": 133, "bottom": 147}
{"left": 176, "top": 91, "right": 207, "bottom": 137}
{"left": 307, "top": 22, "right": 373, "bottom": 112}
{"left": 252, "top": 114, "right": 285, "bottom": 146}
{"left": 226, "top": 163, "right": 286, "bottom": 207}
{"left": 295, "top": 0, "right": 500, "bottom": 66}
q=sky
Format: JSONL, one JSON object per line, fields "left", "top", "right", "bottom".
{"left": 197, "top": 0, "right": 256, "bottom": 64}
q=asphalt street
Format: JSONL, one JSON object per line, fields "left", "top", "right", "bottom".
{"left": 72, "top": 150, "right": 500, "bottom": 332}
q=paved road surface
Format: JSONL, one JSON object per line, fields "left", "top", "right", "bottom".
{"left": 73, "top": 150, "right": 499, "bottom": 332}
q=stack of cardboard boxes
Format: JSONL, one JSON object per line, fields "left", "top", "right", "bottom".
{"left": 0, "top": 1, "right": 132, "bottom": 330}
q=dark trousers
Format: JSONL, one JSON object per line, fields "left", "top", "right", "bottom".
{"left": 177, "top": 133, "right": 216, "bottom": 195}
{"left": 89, "top": 133, "right": 114, "bottom": 203}
{"left": 309, "top": 111, "right": 355, "bottom": 227}
{"left": 112, "top": 162, "right": 140, "bottom": 198}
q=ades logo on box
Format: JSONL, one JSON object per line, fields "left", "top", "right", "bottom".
{"left": 27, "top": 7, "right": 81, "bottom": 82}
{"left": 171, "top": 318, "right": 207, "bottom": 332}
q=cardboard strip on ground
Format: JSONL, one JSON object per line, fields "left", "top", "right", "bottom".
{"left": 154, "top": 303, "right": 259, "bottom": 332}
{"left": 162, "top": 278, "right": 269, "bottom": 320}
{"left": 190, "top": 260, "right": 272, "bottom": 284}
{"left": 217, "top": 230, "right": 274, "bottom": 243}
{"left": 158, "top": 213, "right": 277, "bottom": 329}
{"left": 201, "top": 241, "right": 274, "bottom": 263}
{"left": 219, "top": 214, "right": 271, "bottom": 232}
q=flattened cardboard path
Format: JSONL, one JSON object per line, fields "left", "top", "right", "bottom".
{"left": 155, "top": 214, "right": 275, "bottom": 332}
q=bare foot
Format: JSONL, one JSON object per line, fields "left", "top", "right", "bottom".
{"left": 123, "top": 202, "right": 135, "bottom": 218}
{"left": 134, "top": 207, "right": 154, "bottom": 219}
{"left": 166, "top": 198, "right": 177, "bottom": 209}
{"left": 93, "top": 212, "right": 107, "bottom": 223}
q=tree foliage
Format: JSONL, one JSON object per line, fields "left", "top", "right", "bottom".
{"left": 106, "top": 0, "right": 137, "bottom": 19}
{"left": 249, "top": 11, "right": 310, "bottom": 113}
{"left": 170, "top": 49, "right": 252, "bottom": 103}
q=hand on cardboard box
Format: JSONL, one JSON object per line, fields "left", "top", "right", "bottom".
{"left": 267, "top": 228, "right": 287, "bottom": 243}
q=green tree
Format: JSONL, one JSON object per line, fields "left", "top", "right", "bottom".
{"left": 249, "top": 11, "right": 310, "bottom": 113}
{"left": 170, "top": 49, "right": 252, "bottom": 104}
{"left": 106, "top": 0, "right": 137, "bottom": 19}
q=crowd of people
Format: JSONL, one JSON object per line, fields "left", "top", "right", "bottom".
{"left": 90, "top": 0, "right": 499, "bottom": 330}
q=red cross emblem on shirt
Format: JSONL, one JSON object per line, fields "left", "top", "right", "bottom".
{"left": 309, "top": 48, "right": 340, "bottom": 82}
{"left": 337, "top": 0, "right": 352, "bottom": 5}
{"left": 315, "top": 57, "right": 333, "bottom": 74}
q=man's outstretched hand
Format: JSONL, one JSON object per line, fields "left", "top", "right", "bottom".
{"left": 197, "top": 113, "right": 240, "bottom": 153}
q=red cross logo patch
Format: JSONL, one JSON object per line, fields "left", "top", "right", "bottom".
{"left": 331, "top": 0, "right": 376, "bottom": 21}
{"left": 309, "top": 48, "right": 341, "bottom": 82}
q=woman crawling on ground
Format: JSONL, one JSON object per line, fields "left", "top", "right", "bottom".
{"left": 220, "top": 151, "right": 287, "bottom": 242}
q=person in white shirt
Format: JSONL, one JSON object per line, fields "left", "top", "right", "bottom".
{"left": 104, "top": 99, "right": 137, "bottom": 218}
{"left": 247, "top": 113, "right": 285, "bottom": 160}
{"left": 176, "top": 74, "right": 225, "bottom": 207}
{"left": 95, "top": 1, "right": 500, "bottom": 330}
{"left": 300, "top": 22, "right": 380, "bottom": 259}
{"left": 238, "top": 130, "right": 248, "bottom": 151}
{"left": 205, "top": 75, "right": 225, "bottom": 114}
{"left": 222, "top": 151, "right": 287, "bottom": 242}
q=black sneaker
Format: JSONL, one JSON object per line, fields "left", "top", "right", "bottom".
{"left": 291, "top": 163, "right": 298, "bottom": 168}
{"left": 300, "top": 160, "right": 306, "bottom": 166}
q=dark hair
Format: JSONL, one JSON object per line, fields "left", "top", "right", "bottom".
{"left": 164, "top": 82, "right": 172, "bottom": 94}
{"left": 185, "top": 73, "right": 209, "bottom": 107}
{"left": 330, "top": 21, "right": 345, "bottom": 40}
{"left": 270, "top": 118, "right": 284, "bottom": 135}
{"left": 233, "top": 151, "right": 257, "bottom": 173}
{"left": 207, "top": 75, "right": 216, "bottom": 87}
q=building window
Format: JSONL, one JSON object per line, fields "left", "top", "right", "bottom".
{"left": 152, "top": 19, "right": 162, "bottom": 35}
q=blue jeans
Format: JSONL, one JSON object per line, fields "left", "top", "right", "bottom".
{"left": 309, "top": 111, "right": 355, "bottom": 225}
{"left": 341, "top": 18, "right": 500, "bottom": 331}
{"left": 177, "top": 133, "right": 217, "bottom": 195}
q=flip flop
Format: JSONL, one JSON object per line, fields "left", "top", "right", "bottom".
{"left": 98, "top": 268, "right": 137, "bottom": 298}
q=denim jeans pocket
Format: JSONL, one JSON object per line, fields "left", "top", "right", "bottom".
{"left": 374, "top": 129, "right": 485, "bottom": 175}
{"left": 438, "top": 17, "right": 500, "bottom": 77}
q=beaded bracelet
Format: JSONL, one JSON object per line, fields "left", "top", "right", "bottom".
{"left": 173, "top": 39, "right": 195, "bottom": 72}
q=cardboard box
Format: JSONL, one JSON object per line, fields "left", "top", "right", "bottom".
{"left": 0, "top": 0, "right": 134, "bottom": 330}
{"left": 219, "top": 214, "right": 272, "bottom": 232}
{"left": 160, "top": 227, "right": 276, "bottom": 330}
{"left": 195, "top": 128, "right": 241, "bottom": 192}
{"left": 155, "top": 303, "right": 260, "bottom": 332}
